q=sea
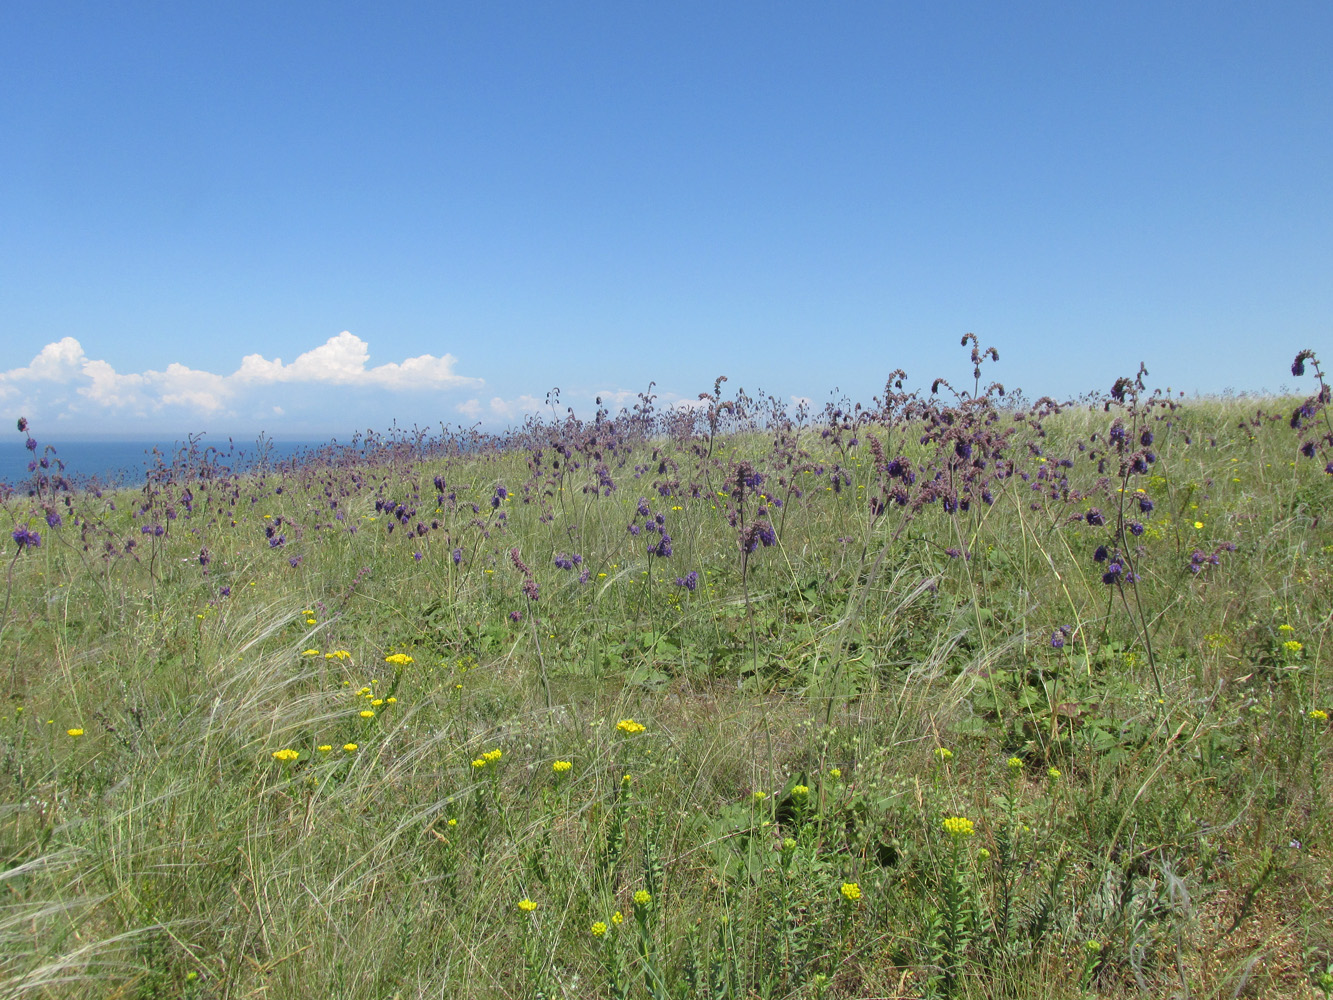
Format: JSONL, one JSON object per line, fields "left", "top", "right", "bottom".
{"left": 0, "top": 438, "right": 333, "bottom": 489}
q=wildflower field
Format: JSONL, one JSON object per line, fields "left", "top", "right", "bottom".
{"left": 3, "top": 342, "right": 1332, "bottom": 999}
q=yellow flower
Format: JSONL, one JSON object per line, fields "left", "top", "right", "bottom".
{"left": 472, "top": 758, "right": 487, "bottom": 769}
{"left": 386, "top": 697, "right": 397, "bottom": 704}
{"left": 385, "top": 653, "right": 415, "bottom": 666}
{"left": 1048, "top": 767, "right": 1061, "bottom": 780}
{"left": 942, "top": 816, "right": 974, "bottom": 838}
{"left": 360, "top": 710, "right": 375, "bottom": 719}
{"left": 1193, "top": 521, "right": 1204, "bottom": 530}
{"left": 371, "top": 698, "right": 384, "bottom": 707}
{"left": 447, "top": 817, "right": 457, "bottom": 826}
{"left": 305, "top": 618, "right": 317, "bottom": 625}
{"left": 317, "top": 745, "right": 332, "bottom": 753}
{"left": 272, "top": 748, "right": 299, "bottom": 762}
{"left": 301, "top": 649, "right": 320, "bottom": 656}
{"left": 829, "top": 767, "right": 842, "bottom": 779}
{"left": 1283, "top": 640, "right": 1303, "bottom": 654}
{"left": 325, "top": 649, "right": 351, "bottom": 660}
{"left": 934, "top": 747, "right": 953, "bottom": 762}
{"left": 1007, "top": 756, "right": 1023, "bottom": 773}
{"left": 343, "top": 743, "right": 358, "bottom": 752}
{"left": 616, "top": 718, "right": 646, "bottom": 734}
{"left": 357, "top": 686, "right": 371, "bottom": 696}
{"left": 517, "top": 898, "right": 537, "bottom": 912}
{"left": 553, "top": 760, "right": 572, "bottom": 773}
{"left": 482, "top": 749, "right": 503, "bottom": 762}
{"left": 66, "top": 728, "right": 84, "bottom": 737}
{"left": 1278, "top": 624, "right": 1295, "bottom": 633}
{"left": 1310, "top": 709, "right": 1329, "bottom": 721}
{"left": 633, "top": 889, "right": 651, "bottom": 907}
{"left": 590, "top": 921, "right": 608, "bottom": 937}
{"left": 752, "top": 791, "right": 768, "bottom": 802}
{"left": 791, "top": 784, "right": 809, "bottom": 799}
{"left": 840, "top": 882, "right": 861, "bottom": 902}
{"left": 611, "top": 911, "right": 624, "bottom": 925}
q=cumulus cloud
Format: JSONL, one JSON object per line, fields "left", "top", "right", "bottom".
{"left": 0, "top": 332, "right": 483, "bottom": 422}
{"left": 455, "top": 394, "right": 544, "bottom": 423}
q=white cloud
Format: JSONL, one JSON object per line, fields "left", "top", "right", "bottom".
{"left": 455, "top": 394, "right": 544, "bottom": 422}
{"left": 0, "top": 333, "right": 483, "bottom": 423}
{"left": 235, "top": 331, "right": 479, "bottom": 390}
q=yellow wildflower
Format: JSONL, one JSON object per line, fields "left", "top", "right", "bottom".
{"left": 371, "top": 698, "right": 384, "bottom": 707}
{"left": 317, "top": 745, "right": 332, "bottom": 753}
{"left": 633, "top": 889, "right": 651, "bottom": 907}
{"left": 301, "top": 649, "right": 320, "bottom": 657}
{"left": 482, "top": 749, "right": 503, "bottom": 762}
{"left": 447, "top": 818, "right": 457, "bottom": 826}
{"left": 517, "top": 898, "right": 537, "bottom": 912}
{"left": 67, "top": 728, "right": 84, "bottom": 737}
{"left": 934, "top": 747, "right": 953, "bottom": 762}
{"left": 791, "top": 784, "right": 809, "bottom": 799}
{"left": 840, "top": 882, "right": 861, "bottom": 902}
{"left": 1007, "top": 756, "right": 1023, "bottom": 773}
{"left": 553, "top": 760, "right": 572, "bottom": 773}
{"left": 1278, "top": 624, "right": 1295, "bottom": 633}
{"left": 472, "top": 758, "right": 487, "bottom": 769}
{"left": 271, "top": 748, "right": 299, "bottom": 762}
{"left": 829, "top": 767, "right": 842, "bottom": 779}
{"left": 385, "top": 653, "right": 415, "bottom": 666}
{"left": 752, "top": 791, "right": 768, "bottom": 802}
{"left": 1310, "top": 709, "right": 1329, "bottom": 721}
{"left": 386, "top": 697, "right": 397, "bottom": 704}
{"left": 611, "top": 911, "right": 624, "bottom": 925}
{"left": 343, "top": 743, "right": 358, "bottom": 752}
{"left": 942, "top": 816, "right": 975, "bottom": 838}
{"left": 1284, "top": 640, "right": 1303, "bottom": 654}
{"left": 305, "top": 618, "right": 317, "bottom": 625}
{"left": 590, "top": 921, "right": 608, "bottom": 937}
{"left": 360, "top": 710, "right": 375, "bottom": 719}
{"left": 1048, "top": 767, "right": 1061, "bottom": 780}
{"left": 616, "top": 719, "right": 646, "bottom": 734}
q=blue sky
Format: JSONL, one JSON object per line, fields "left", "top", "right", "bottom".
{"left": 2, "top": 2, "right": 1330, "bottom": 438}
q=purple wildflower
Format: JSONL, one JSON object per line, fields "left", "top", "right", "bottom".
{"left": 452, "top": 547, "right": 463, "bottom": 564}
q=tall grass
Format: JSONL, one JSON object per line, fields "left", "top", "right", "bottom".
{"left": 2, "top": 352, "right": 1331, "bottom": 998}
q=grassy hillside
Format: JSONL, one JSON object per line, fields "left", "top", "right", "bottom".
{"left": 3, "top": 351, "right": 1332, "bottom": 999}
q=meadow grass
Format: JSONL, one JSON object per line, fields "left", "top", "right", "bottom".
{"left": 2, "top": 356, "right": 1332, "bottom": 999}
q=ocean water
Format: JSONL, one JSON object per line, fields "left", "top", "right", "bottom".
{"left": 0, "top": 439, "right": 332, "bottom": 489}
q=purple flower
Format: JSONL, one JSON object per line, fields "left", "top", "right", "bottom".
{"left": 509, "top": 610, "right": 522, "bottom": 622}
{"left": 954, "top": 440, "right": 972, "bottom": 461}
{"left": 453, "top": 547, "right": 463, "bottom": 564}
{"left": 25, "top": 437, "right": 37, "bottom": 452}
{"left": 414, "top": 551, "right": 423, "bottom": 561}
{"left": 522, "top": 578, "right": 540, "bottom": 602}
{"left": 1301, "top": 441, "right": 1316, "bottom": 458}
{"left": 1093, "top": 545, "right": 1109, "bottom": 563}
{"left": 1140, "top": 430, "right": 1154, "bottom": 446}
{"left": 45, "top": 510, "right": 62, "bottom": 528}
{"left": 637, "top": 497, "right": 652, "bottom": 517}
{"left": 288, "top": 555, "right": 302, "bottom": 568}
{"left": 1138, "top": 496, "right": 1154, "bottom": 514}
{"left": 16, "top": 417, "right": 27, "bottom": 433}
{"left": 1085, "top": 508, "right": 1105, "bottom": 526}
{"left": 199, "top": 548, "right": 211, "bottom": 567}
{"left": 1129, "top": 521, "right": 1144, "bottom": 536}
{"left": 675, "top": 570, "right": 699, "bottom": 591}
{"left": 11, "top": 525, "right": 41, "bottom": 550}
{"left": 649, "top": 533, "right": 672, "bottom": 558}
{"left": 219, "top": 585, "right": 231, "bottom": 598}
{"left": 554, "top": 553, "right": 574, "bottom": 570}
{"left": 1050, "top": 632, "right": 1065, "bottom": 649}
